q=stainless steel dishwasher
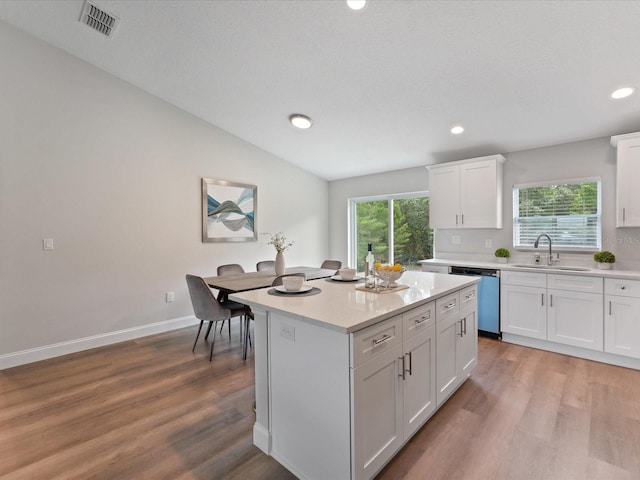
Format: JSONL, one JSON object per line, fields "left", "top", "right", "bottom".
{"left": 449, "top": 266, "right": 501, "bottom": 339}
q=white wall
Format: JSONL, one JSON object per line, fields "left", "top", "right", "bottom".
{"left": 329, "top": 137, "right": 640, "bottom": 270}
{"left": 0, "top": 22, "right": 328, "bottom": 367}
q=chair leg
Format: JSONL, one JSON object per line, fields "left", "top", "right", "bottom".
{"left": 204, "top": 321, "right": 213, "bottom": 340}
{"left": 243, "top": 316, "right": 250, "bottom": 360}
{"left": 209, "top": 321, "right": 218, "bottom": 361}
{"left": 192, "top": 320, "right": 204, "bottom": 352}
{"left": 227, "top": 316, "right": 231, "bottom": 338}
{"left": 218, "top": 320, "right": 225, "bottom": 335}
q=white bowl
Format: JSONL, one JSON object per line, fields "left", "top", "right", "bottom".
{"left": 282, "top": 276, "right": 304, "bottom": 291}
{"left": 338, "top": 268, "right": 357, "bottom": 280}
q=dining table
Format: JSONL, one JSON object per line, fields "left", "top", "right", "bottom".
{"left": 204, "top": 266, "right": 338, "bottom": 359}
{"left": 204, "top": 266, "right": 338, "bottom": 295}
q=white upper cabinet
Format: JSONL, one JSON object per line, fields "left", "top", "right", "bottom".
{"left": 428, "top": 154, "right": 505, "bottom": 229}
{"left": 612, "top": 132, "right": 640, "bottom": 227}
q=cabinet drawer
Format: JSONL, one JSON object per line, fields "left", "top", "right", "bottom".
{"left": 351, "top": 315, "right": 403, "bottom": 368}
{"left": 403, "top": 301, "right": 435, "bottom": 339}
{"left": 459, "top": 285, "right": 477, "bottom": 312}
{"left": 605, "top": 278, "right": 640, "bottom": 297}
{"left": 501, "top": 270, "right": 546, "bottom": 288}
{"left": 547, "top": 274, "right": 603, "bottom": 294}
{"left": 436, "top": 292, "right": 459, "bottom": 323}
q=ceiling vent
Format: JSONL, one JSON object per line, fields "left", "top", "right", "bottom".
{"left": 80, "top": 1, "right": 120, "bottom": 38}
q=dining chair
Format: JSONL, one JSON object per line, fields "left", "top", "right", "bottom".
{"left": 321, "top": 259, "right": 342, "bottom": 272}
{"left": 272, "top": 272, "right": 306, "bottom": 286}
{"left": 256, "top": 260, "right": 275, "bottom": 272}
{"left": 215, "top": 263, "right": 246, "bottom": 336}
{"left": 186, "top": 274, "right": 250, "bottom": 361}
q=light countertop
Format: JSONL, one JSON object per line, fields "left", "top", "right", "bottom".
{"left": 229, "top": 271, "right": 479, "bottom": 334}
{"left": 420, "top": 258, "right": 640, "bottom": 279}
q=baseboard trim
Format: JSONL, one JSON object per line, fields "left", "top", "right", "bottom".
{"left": 502, "top": 333, "right": 640, "bottom": 371}
{"left": 0, "top": 315, "right": 199, "bottom": 370}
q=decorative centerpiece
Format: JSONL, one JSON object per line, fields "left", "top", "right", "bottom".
{"left": 373, "top": 262, "right": 405, "bottom": 289}
{"left": 593, "top": 250, "right": 615, "bottom": 270}
{"left": 495, "top": 248, "right": 510, "bottom": 264}
{"left": 266, "top": 232, "right": 294, "bottom": 275}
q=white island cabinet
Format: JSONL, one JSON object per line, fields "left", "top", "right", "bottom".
{"left": 230, "top": 271, "right": 478, "bottom": 480}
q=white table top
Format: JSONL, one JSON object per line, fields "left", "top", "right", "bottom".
{"left": 229, "top": 270, "right": 478, "bottom": 333}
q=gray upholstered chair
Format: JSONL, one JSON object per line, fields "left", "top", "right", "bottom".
{"left": 256, "top": 260, "right": 275, "bottom": 272}
{"left": 215, "top": 263, "right": 246, "bottom": 335}
{"left": 272, "top": 272, "right": 306, "bottom": 286}
{"left": 321, "top": 260, "right": 342, "bottom": 272}
{"left": 186, "top": 274, "right": 249, "bottom": 361}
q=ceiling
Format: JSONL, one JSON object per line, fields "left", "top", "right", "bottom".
{"left": 1, "top": 0, "right": 639, "bottom": 181}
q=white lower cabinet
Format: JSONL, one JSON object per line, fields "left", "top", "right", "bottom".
{"left": 352, "top": 295, "right": 469, "bottom": 480}
{"left": 605, "top": 278, "right": 640, "bottom": 359}
{"left": 435, "top": 285, "right": 478, "bottom": 407}
{"left": 501, "top": 271, "right": 603, "bottom": 350}
{"left": 547, "top": 288, "right": 603, "bottom": 350}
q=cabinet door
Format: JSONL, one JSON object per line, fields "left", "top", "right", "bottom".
{"left": 429, "top": 165, "right": 460, "bottom": 229}
{"left": 436, "top": 313, "right": 461, "bottom": 406}
{"left": 616, "top": 134, "right": 640, "bottom": 227}
{"left": 352, "top": 344, "right": 404, "bottom": 480}
{"left": 460, "top": 159, "right": 500, "bottom": 228}
{"left": 459, "top": 307, "right": 478, "bottom": 377}
{"left": 547, "top": 289, "right": 603, "bottom": 351}
{"left": 403, "top": 325, "right": 436, "bottom": 438}
{"left": 605, "top": 295, "right": 640, "bottom": 359}
{"left": 500, "top": 284, "right": 547, "bottom": 339}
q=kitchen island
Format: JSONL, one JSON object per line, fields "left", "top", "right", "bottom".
{"left": 230, "top": 271, "right": 479, "bottom": 480}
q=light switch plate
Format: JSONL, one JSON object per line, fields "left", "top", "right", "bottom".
{"left": 452, "top": 235, "right": 461, "bottom": 245}
{"left": 43, "top": 238, "right": 54, "bottom": 250}
{"left": 280, "top": 323, "right": 295, "bottom": 341}
{"left": 485, "top": 239, "right": 492, "bottom": 248}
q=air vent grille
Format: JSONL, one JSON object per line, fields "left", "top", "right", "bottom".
{"left": 80, "top": 1, "right": 120, "bottom": 38}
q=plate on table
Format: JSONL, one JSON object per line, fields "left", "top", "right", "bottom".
{"left": 330, "top": 275, "right": 362, "bottom": 282}
{"left": 275, "top": 284, "right": 313, "bottom": 294}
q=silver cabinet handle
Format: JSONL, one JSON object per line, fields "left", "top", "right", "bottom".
{"left": 415, "top": 313, "right": 430, "bottom": 325}
{"left": 405, "top": 351, "right": 412, "bottom": 376}
{"left": 444, "top": 302, "right": 457, "bottom": 311}
{"left": 465, "top": 292, "right": 476, "bottom": 300}
{"left": 463, "top": 317, "right": 467, "bottom": 335}
{"left": 399, "top": 355, "right": 406, "bottom": 380}
{"left": 609, "top": 301, "right": 612, "bottom": 316}
{"left": 623, "top": 207, "right": 626, "bottom": 222}
{"left": 373, "top": 334, "right": 392, "bottom": 346}
{"left": 541, "top": 293, "right": 544, "bottom": 306}
{"left": 456, "top": 214, "right": 458, "bottom": 225}
{"left": 459, "top": 319, "right": 464, "bottom": 337}
{"left": 461, "top": 213, "right": 464, "bottom": 225}
{"left": 621, "top": 285, "right": 626, "bottom": 290}
{"left": 550, "top": 294, "right": 553, "bottom": 308}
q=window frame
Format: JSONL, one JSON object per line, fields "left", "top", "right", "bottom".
{"left": 512, "top": 176, "right": 602, "bottom": 252}
{"left": 348, "top": 191, "right": 430, "bottom": 268}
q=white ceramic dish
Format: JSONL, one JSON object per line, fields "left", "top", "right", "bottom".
{"left": 331, "top": 275, "right": 361, "bottom": 282}
{"left": 275, "top": 285, "right": 313, "bottom": 293}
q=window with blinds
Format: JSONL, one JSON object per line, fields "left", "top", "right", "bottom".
{"left": 513, "top": 178, "right": 601, "bottom": 250}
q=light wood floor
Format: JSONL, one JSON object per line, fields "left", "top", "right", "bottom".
{"left": 2, "top": 325, "right": 640, "bottom": 479}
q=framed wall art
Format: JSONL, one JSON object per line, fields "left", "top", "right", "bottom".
{"left": 202, "top": 178, "right": 257, "bottom": 242}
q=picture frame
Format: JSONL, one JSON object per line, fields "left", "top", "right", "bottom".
{"left": 202, "top": 178, "right": 257, "bottom": 243}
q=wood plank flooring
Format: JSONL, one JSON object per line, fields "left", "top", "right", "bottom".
{"left": 2, "top": 325, "right": 640, "bottom": 479}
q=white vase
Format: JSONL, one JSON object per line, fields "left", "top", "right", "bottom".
{"left": 597, "top": 262, "right": 612, "bottom": 270}
{"left": 275, "top": 251, "right": 285, "bottom": 275}
{"left": 496, "top": 257, "right": 508, "bottom": 264}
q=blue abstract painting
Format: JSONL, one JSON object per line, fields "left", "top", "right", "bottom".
{"left": 202, "top": 178, "right": 257, "bottom": 242}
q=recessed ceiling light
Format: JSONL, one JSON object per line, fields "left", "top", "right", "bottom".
{"left": 611, "top": 87, "right": 636, "bottom": 99}
{"left": 347, "top": 0, "right": 367, "bottom": 11}
{"left": 450, "top": 126, "right": 465, "bottom": 135}
{"left": 289, "top": 114, "right": 313, "bottom": 129}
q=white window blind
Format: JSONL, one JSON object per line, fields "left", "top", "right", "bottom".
{"left": 513, "top": 178, "right": 601, "bottom": 250}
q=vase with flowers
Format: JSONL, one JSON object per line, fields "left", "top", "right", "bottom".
{"left": 266, "top": 232, "right": 294, "bottom": 275}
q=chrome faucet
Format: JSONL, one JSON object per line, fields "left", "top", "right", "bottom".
{"left": 534, "top": 234, "right": 560, "bottom": 266}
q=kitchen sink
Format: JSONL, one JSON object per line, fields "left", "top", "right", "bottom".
{"left": 510, "top": 264, "right": 591, "bottom": 272}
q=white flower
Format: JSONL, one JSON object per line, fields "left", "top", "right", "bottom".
{"left": 266, "top": 232, "right": 294, "bottom": 253}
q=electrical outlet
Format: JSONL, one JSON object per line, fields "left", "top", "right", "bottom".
{"left": 452, "top": 235, "right": 461, "bottom": 245}
{"left": 280, "top": 323, "right": 295, "bottom": 341}
{"left": 43, "top": 238, "right": 54, "bottom": 250}
{"left": 485, "top": 239, "right": 492, "bottom": 248}
{"left": 165, "top": 291, "right": 174, "bottom": 303}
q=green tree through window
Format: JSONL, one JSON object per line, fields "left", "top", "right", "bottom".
{"left": 353, "top": 195, "right": 432, "bottom": 271}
